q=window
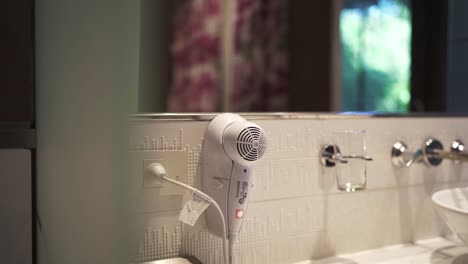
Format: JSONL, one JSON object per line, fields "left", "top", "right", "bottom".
{"left": 340, "top": 0, "right": 412, "bottom": 112}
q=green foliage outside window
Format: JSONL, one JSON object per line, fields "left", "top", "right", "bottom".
{"left": 340, "top": 0, "right": 411, "bottom": 112}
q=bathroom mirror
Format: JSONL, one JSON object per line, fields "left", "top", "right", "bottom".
{"left": 137, "top": 0, "right": 466, "bottom": 114}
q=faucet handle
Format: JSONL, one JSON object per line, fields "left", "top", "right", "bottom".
{"left": 404, "top": 149, "right": 425, "bottom": 167}
{"left": 391, "top": 141, "right": 410, "bottom": 167}
{"left": 392, "top": 141, "right": 426, "bottom": 167}
{"left": 451, "top": 140, "right": 465, "bottom": 153}
{"left": 392, "top": 138, "right": 444, "bottom": 168}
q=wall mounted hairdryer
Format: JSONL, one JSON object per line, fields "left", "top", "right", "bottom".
{"left": 202, "top": 113, "right": 267, "bottom": 239}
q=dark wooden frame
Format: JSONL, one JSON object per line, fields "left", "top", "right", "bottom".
{"left": 410, "top": 0, "right": 448, "bottom": 112}
{"left": 1, "top": 1, "right": 36, "bottom": 264}
{"left": 1, "top": 1, "right": 35, "bottom": 125}
{"left": 288, "top": 1, "right": 334, "bottom": 111}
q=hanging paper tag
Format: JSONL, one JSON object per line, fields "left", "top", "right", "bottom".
{"left": 179, "top": 191, "right": 211, "bottom": 226}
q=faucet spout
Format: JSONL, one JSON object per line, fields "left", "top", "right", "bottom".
{"left": 392, "top": 138, "right": 464, "bottom": 168}
{"left": 428, "top": 140, "right": 468, "bottom": 162}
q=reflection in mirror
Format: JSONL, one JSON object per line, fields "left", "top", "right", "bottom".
{"left": 340, "top": 0, "right": 411, "bottom": 113}
{"left": 142, "top": 0, "right": 461, "bottom": 113}
{"left": 169, "top": 0, "right": 288, "bottom": 112}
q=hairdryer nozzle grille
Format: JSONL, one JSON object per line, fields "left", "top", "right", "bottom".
{"left": 236, "top": 126, "right": 267, "bottom": 161}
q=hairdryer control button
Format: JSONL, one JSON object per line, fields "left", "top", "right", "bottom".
{"left": 236, "top": 209, "right": 244, "bottom": 219}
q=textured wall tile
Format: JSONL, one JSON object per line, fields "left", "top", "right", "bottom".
{"left": 326, "top": 189, "right": 405, "bottom": 254}
{"left": 129, "top": 117, "right": 468, "bottom": 263}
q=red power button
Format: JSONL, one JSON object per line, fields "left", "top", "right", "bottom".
{"left": 235, "top": 209, "right": 244, "bottom": 219}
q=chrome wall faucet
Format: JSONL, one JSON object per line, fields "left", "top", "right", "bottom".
{"left": 391, "top": 138, "right": 468, "bottom": 167}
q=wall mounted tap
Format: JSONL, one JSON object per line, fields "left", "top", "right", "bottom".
{"left": 391, "top": 139, "right": 443, "bottom": 167}
{"left": 428, "top": 139, "right": 468, "bottom": 163}
{"left": 391, "top": 138, "right": 468, "bottom": 167}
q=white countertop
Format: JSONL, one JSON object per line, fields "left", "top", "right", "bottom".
{"left": 298, "top": 237, "right": 468, "bottom": 264}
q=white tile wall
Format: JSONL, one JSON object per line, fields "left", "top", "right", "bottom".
{"left": 129, "top": 117, "right": 468, "bottom": 263}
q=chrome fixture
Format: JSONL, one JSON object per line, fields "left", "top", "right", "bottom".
{"left": 391, "top": 138, "right": 468, "bottom": 167}
{"left": 320, "top": 144, "right": 373, "bottom": 167}
{"left": 430, "top": 139, "right": 468, "bottom": 163}
{"left": 320, "top": 131, "right": 374, "bottom": 192}
{"left": 391, "top": 139, "right": 443, "bottom": 167}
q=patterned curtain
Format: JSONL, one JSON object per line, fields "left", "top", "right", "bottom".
{"left": 168, "top": 0, "right": 288, "bottom": 112}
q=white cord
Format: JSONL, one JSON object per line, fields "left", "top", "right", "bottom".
{"left": 228, "top": 236, "right": 236, "bottom": 264}
{"left": 148, "top": 163, "right": 230, "bottom": 264}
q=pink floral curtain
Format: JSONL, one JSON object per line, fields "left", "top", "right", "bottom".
{"left": 169, "top": 0, "right": 288, "bottom": 112}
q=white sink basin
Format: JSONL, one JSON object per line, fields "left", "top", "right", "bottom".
{"left": 432, "top": 187, "right": 468, "bottom": 244}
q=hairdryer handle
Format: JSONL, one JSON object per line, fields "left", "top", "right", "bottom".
{"left": 227, "top": 163, "right": 253, "bottom": 237}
